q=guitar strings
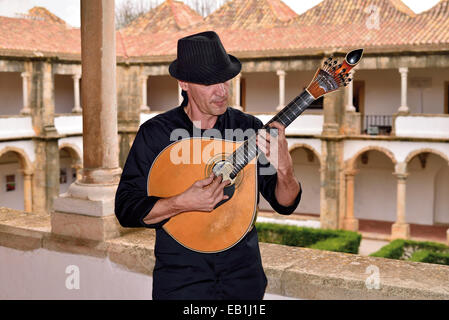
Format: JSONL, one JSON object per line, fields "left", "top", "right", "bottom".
{"left": 227, "top": 92, "right": 313, "bottom": 178}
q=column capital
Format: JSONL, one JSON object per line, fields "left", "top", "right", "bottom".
{"left": 21, "top": 71, "right": 30, "bottom": 78}
{"left": 345, "top": 169, "right": 359, "bottom": 177}
{"left": 139, "top": 74, "right": 148, "bottom": 81}
{"left": 393, "top": 171, "right": 408, "bottom": 180}
{"left": 398, "top": 67, "right": 409, "bottom": 74}
{"left": 72, "top": 73, "right": 81, "bottom": 80}
{"left": 276, "top": 70, "right": 286, "bottom": 77}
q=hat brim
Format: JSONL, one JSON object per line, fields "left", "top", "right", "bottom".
{"left": 169, "top": 54, "right": 241, "bottom": 85}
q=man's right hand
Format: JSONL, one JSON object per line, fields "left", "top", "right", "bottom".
{"left": 143, "top": 173, "right": 230, "bottom": 225}
{"left": 177, "top": 173, "right": 230, "bottom": 212}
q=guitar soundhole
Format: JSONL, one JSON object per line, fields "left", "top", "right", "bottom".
{"left": 205, "top": 153, "right": 243, "bottom": 189}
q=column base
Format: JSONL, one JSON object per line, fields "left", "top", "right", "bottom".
{"left": 344, "top": 218, "right": 359, "bottom": 231}
{"left": 232, "top": 105, "right": 243, "bottom": 111}
{"left": 397, "top": 106, "right": 409, "bottom": 114}
{"left": 345, "top": 106, "right": 356, "bottom": 112}
{"left": 51, "top": 211, "right": 126, "bottom": 241}
{"left": 276, "top": 105, "right": 283, "bottom": 111}
{"left": 446, "top": 228, "right": 449, "bottom": 246}
{"left": 54, "top": 181, "right": 119, "bottom": 217}
{"left": 391, "top": 223, "right": 410, "bottom": 240}
{"left": 20, "top": 107, "right": 31, "bottom": 115}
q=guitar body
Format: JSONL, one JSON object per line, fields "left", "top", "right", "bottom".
{"left": 147, "top": 137, "right": 258, "bottom": 253}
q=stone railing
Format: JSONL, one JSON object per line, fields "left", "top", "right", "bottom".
{"left": 0, "top": 116, "right": 34, "bottom": 140}
{"left": 54, "top": 114, "right": 83, "bottom": 135}
{"left": 394, "top": 114, "right": 449, "bottom": 139}
{"left": 0, "top": 207, "right": 448, "bottom": 299}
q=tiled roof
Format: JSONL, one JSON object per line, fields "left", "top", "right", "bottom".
{"left": 0, "top": 15, "right": 80, "bottom": 57}
{"left": 0, "top": 0, "right": 449, "bottom": 61}
{"left": 27, "top": 6, "right": 67, "bottom": 25}
{"left": 121, "top": 0, "right": 203, "bottom": 35}
{"left": 407, "top": 0, "right": 449, "bottom": 44}
{"left": 204, "top": 0, "right": 297, "bottom": 29}
{"left": 292, "top": 0, "right": 414, "bottom": 25}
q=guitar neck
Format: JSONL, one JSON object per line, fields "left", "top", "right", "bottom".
{"left": 228, "top": 90, "right": 315, "bottom": 179}
{"left": 263, "top": 90, "right": 316, "bottom": 128}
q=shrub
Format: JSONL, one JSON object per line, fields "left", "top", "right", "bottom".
{"left": 256, "top": 222, "right": 361, "bottom": 254}
{"left": 370, "top": 239, "right": 405, "bottom": 259}
{"left": 370, "top": 239, "right": 449, "bottom": 266}
{"left": 409, "top": 250, "right": 449, "bottom": 266}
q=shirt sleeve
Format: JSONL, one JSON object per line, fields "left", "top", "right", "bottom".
{"left": 114, "top": 124, "right": 168, "bottom": 229}
{"left": 253, "top": 118, "right": 302, "bottom": 215}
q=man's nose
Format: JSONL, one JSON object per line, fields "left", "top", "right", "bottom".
{"left": 215, "top": 83, "right": 227, "bottom": 96}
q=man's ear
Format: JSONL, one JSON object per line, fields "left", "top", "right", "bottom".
{"left": 179, "top": 81, "right": 188, "bottom": 91}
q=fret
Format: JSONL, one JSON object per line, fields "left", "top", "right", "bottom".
{"left": 228, "top": 89, "right": 315, "bottom": 179}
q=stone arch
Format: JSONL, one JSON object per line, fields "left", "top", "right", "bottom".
{"left": 346, "top": 146, "right": 397, "bottom": 171}
{"left": 404, "top": 148, "right": 449, "bottom": 168}
{"left": 59, "top": 143, "right": 82, "bottom": 164}
{"left": 0, "top": 146, "right": 33, "bottom": 173}
{"left": 345, "top": 146, "right": 397, "bottom": 229}
{"left": 58, "top": 144, "right": 82, "bottom": 193}
{"left": 0, "top": 146, "right": 34, "bottom": 211}
{"left": 404, "top": 148, "right": 449, "bottom": 227}
{"left": 288, "top": 143, "right": 323, "bottom": 168}
{"left": 288, "top": 143, "right": 321, "bottom": 216}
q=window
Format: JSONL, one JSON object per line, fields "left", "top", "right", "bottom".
{"left": 6, "top": 175, "right": 15, "bottom": 192}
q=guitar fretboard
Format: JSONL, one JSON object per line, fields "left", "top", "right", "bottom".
{"left": 228, "top": 90, "right": 315, "bottom": 179}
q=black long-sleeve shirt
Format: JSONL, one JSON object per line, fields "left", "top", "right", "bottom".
{"left": 114, "top": 105, "right": 301, "bottom": 299}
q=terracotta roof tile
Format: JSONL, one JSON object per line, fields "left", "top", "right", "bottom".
{"left": 205, "top": 0, "right": 297, "bottom": 29}
{"left": 27, "top": 6, "right": 67, "bottom": 25}
{"left": 1, "top": 0, "right": 449, "bottom": 61}
{"left": 0, "top": 15, "right": 79, "bottom": 55}
{"left": 121, "top": 0, "right": 203, "bottom": 35}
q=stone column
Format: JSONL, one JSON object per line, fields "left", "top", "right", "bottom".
{"left": 345, "top": 70, "right": 356, "bottom": 112}
{"left": 52, "top": 0, "right": 124, "bottom": 242}
{"left": 447, "top": 229, "right": 449, "bottom": 246}
{"left": 30, "top": 60, "right": 60, "bottom": 215}
{"left": 140, "top": 74, "right": 150, "bottom": 112}
{"left": 72, "top": 73, "right": 82, "bottom": 113}
{"left": 344, "top": 69, "right": 361, "bottom": 135}
{"left": 232, "top": 73, "right": 243, "bottom": 110}
{"left": 20, "top": 72, "right": 31, "bottom": 115}
{"left": 391, "top": 170, "right": 410, "bottom": 240}
{"left": 398, "top": 67, "right": 409, "bottom": 114}
{"left": 320, "top": 89, "right": 345, "bottom": 229}
{"left": 22, "top": 169, "right": 33, "bottom": 212}
{"left": 344, "top": 169, "right": 359, "bottom": 231}
{"left": 276, "top": 70, "right": 286, "bottom": 111}
{"left": 117, "top": 65, "right": 141, "bottom": 168}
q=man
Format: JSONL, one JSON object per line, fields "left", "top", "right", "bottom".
{"left": 115, "top": 31, "right": 301, "bottom": 300}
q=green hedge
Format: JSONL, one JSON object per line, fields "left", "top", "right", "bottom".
{"left": 370, "top": 239, "right": 449, "bottom": 266}
{"left": 410, "top": 250, "right": 449, "bottom": 265}
{"left": 255, "top": 222, "right": 362, "bottom": 254}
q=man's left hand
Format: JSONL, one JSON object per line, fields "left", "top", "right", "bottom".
{"left": 256, "top": 121, "right": 294, "bottom": 176}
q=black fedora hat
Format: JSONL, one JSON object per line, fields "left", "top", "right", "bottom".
{"left": 169, "top": 31, "right": 241, "bottom": 85}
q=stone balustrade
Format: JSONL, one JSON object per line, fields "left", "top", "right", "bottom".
{"left": 1, "top": 207, "right": 448, "bottom": 300}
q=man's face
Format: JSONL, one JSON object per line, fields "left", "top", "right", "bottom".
{"left": 182, "top": 81, "right": 230, "bottom": 116}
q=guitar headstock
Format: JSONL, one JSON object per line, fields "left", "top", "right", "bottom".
{"left": 306, "top": 49, "right": 363, "bottom": 99}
